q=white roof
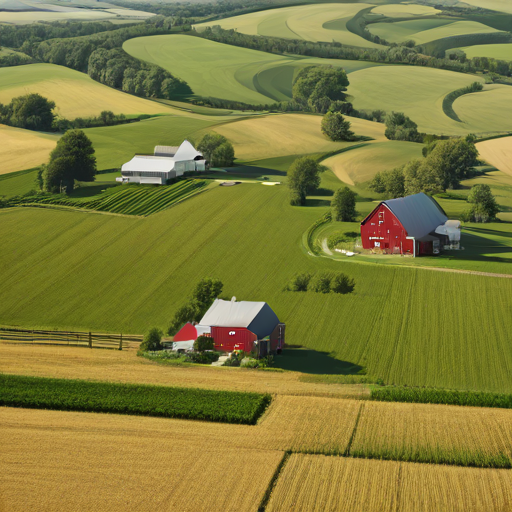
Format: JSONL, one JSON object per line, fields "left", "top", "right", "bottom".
{"left": 154, "top": 145, "right": 179, "bottom": 156}
{"left": 174, "top": 140, "right": 203, "bottom": 162}
{"left": 121, "top": 155, "right": 175, "bottom": 173}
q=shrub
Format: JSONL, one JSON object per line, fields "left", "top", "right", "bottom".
{"left": 288, "top": 272, "right": 312, "bottom": 292}
{"left": 321, "top": 111, "right": 354, "bottom": 141}
{"left": 140, "top": 327, "right": 163, "bottom": 352}
{"left": 223, "top": 351, "right": 244, "bottom": 367}
{"left": 331, "top": 273, "right": 355, "bottom": 294}
{"left": 310, "top": 272, "right": 333, "bottom": 293}
{"left": 327, "top": 232, "right": 359, "bottom": 249}
{"left": 194, "top": 335, "right": 215, "bottom": 352}
{"left": 187, "top": 351, "right": 220, "bottom": 364}
{"left": 0, "top": 374, "right": 271, "bottom": 425}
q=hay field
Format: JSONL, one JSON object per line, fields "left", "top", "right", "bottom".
{"left": 0, "top": 124, "right": 58, "bottom": 174}
{"left": 347, "top": 65, "right": 494, "bottom": 135}
{"left": 123, "top": 35, "right": 382, "bottom": 104}
{"left": 2, "top": 185, "right": 512, "bottom": 393}
{"left": 476, "top": 136, "right": 512, "bottom": 176}
{"left": 370, "top": 20, "right": 501, "bottom": 45}
{"left": 322, "top": 140, "right": 424, "bottom": 185}
{"left": 453, "top": 85, "right": 512, "bottom": 135}
{"left": 195, "top": 3, "right": 382, "bottom": 48}
{"left": 371, "top": 4, "right": 440, "bottom": 17}
{"left": 0, "top": 64, "right": 175, "bottom": 119}
{"left": 267, "top": 454, "right": 512, "bottom": 512}
{"left": 0, "top": 407, "right": 283, "bottom": 512}
{"left": 455, "top": 43, "right": 512, "bottom": 61}
{"left": 211, "top": 114, "right": 386, "bottom": 161}
{"left": 0, "top": 343, "right": 368, "bottom": 399}
{"left": 462, "top": 0, "right": 512, "bottom": 14}
{"left": 351, "top": 401, "right": 512, "bottom": 467}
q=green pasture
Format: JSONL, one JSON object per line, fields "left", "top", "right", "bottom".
{"left": 195, "top": 3, "right": 383, "bottom": 49}
{"left": 369, "top": 19, "right": 501, "bottom": 45}
{"left": 346, "top": 66, "right": 511, "bottom": 135}
{"left": 454, "top": 44, "right": 512, "bottom": 61}
{"left": 2, "top": 183, "right": 512, "bottom": 394}
{"left": 123, "top": 35, "right": 382, "bottom": 104}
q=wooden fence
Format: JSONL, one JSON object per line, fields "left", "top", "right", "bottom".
{"left": 0, "top": 326, "right": 143, "bottom": 350}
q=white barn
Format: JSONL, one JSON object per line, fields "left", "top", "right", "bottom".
{"left": 117, "top": 140, "right": 206, "bottom": 185}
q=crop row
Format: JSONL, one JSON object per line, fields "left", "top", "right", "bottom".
{"left": 6, "top": 179, "right": 207, "bottom": 216}
{"left": 0, "top": 374, "right": 271, "bottom": 424}
{"left": 371, "top": 386, "right": 512, "bottom": 409}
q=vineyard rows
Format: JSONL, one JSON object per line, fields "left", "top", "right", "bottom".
{"left": 7, "top": 179, "right": 207, "bottom": 216}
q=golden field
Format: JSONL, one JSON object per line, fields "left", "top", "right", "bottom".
{"left": 0, "top": 125, "right": 58, "bottom": 174}
{"left": 0, "top": 343, "right": 369, "bottom": 398}
{"left": 266, "top": 454, "right": 512, "bottom": 512}
{"left": 211, "top": 114, "right": 386, "bottom": 161}
{"left": 477, "top": 136, "right": 512, "bottom": 177}
{"left": 350, "top": 401, "right": 512, "bottom": 466}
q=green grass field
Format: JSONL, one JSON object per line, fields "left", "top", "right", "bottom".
{"left": 123, "top": 35, "right": 382, "bottom": 104}
{"left": 346, "top": 66, "right": 511, "bottom": 135}
{"left": 454, "top": 43, "right": 512, "bottom": 61}
{"left": 195, "top": 3, "right": 383, "bottom": 48}
{"left": 2, "top": 183, "right": 512, "bottom": 393}
{"left": 369, "top": 19, "right": 501, "bottom": 45}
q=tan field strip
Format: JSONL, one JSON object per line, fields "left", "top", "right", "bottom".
{"left": 212, "top": 114, "right": 386, "bottom": 161}
{"left": 0, "top": 343, "right": 369, "bottom": 398}
{"left": 350, "top": 401, "right": 512, "bottom": 466}
{"left": 477, "top": 136, "right": 512, "bottom": 176}
{"left": 0, "top": 407, "right": 283, "bottom": 512}
{"left": 0, "top": 124, "right": 58, "bottom": 174}
{"left": 266, "top": 454, "right": 512, "bottom": 512}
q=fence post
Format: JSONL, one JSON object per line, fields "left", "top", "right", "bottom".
{"left": 119, "top": 333, "right": 123, "bottom": 351}
{"left": 89, "top": 332, "right": 92, "bottom": 349}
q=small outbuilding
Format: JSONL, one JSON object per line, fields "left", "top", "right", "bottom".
{"left": 117, "top": 140, "right": 206, "bottom": 185}
{"left": 173, "top": 298, "right": 285, "bottom": 356}
{"left": 360, "top": 193, "right": 461, "bottom": 257}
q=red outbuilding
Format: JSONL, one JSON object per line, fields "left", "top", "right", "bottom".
{"left": 360, "top": 193, "right": 449, "bottom": 257}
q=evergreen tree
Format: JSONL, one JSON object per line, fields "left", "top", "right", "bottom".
{"left": 332, "top": 186, "right": 357, "bottom": 221}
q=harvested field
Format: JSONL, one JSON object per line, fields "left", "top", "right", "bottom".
{"left": 322, "top": 140, "right": 424, "bottom": 185}
{"left": 477, "top": 136, "right": 512, "bottom": 176}
{"left": 266, "top": 454, "right": 512, "bottom": 512}
{"left": 0, "top": 343, "right": 370, "bottom": 399}
{"left": 0, "top": 124, "right": 58, "bottom": 174}
{"left": 0, "top": 64, "right": 175, "bottom": 119}
{"left": 350, "top": 401, "right": 512, "bottom": 467}
{"left": 211, "top": 114, "right": 385, "bottom": 161}
{"left": 0, "top": 407, "right": 282, "bottom": 512}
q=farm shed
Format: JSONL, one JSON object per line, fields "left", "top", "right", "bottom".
{"left": 173, "top": 298, "right": 285, "bottom": 356}
{"left": 360, "top": 193, "right": 460, "bottom": 257}
{"left": 118, "top": 140, "right": 206, "bottom": 185}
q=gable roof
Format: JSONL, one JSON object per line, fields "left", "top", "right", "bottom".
{"left": 173, "top": 140, "right": 203, "bottom": 162}
{"left": 199, "top": 299, "right": 280, "bottom": 339}
{"left": 363, "top": 193, "right": 448, "bottom": 239}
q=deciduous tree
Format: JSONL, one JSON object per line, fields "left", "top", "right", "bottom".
{"left": 321, "top": 112, "right": 354, "bottom": 141}
{"left": 287, "top": 156, "right": 323, "bottom": 206}
{"left": 332, "top": 186, "right": 357, "bottom": 221}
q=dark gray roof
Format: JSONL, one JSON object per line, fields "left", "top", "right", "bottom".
{"left": 382, "top": 193, "right": 447, "bottom": 239}
{"left": 199, "top": 299, "right": 280, "bottom": 339}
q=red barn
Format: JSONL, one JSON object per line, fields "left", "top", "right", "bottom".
{"left": 360, "top": 193, "right": 448, "bottom": 257}
{"left": 198, "top": 298, "right": 285, "bottom": 356}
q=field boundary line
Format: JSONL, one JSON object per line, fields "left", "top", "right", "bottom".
{"left": 258, "top": 451, "right": 291, "bottom": 512}
{"left": 344, "top": 402, "right": 365, "bottom": 456}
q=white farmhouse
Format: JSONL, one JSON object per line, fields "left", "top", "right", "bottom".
{"left": 117, "top": 140, "right": 206, "bottom": 185}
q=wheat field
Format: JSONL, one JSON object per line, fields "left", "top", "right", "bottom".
{"left": 0, "top": 408, "right": 283, "bottom": 512}
{"left": 266, "top": 454, "right": 512, "bottom": 512}
{"left": 350, "top": 401, "right": 512, "bottom": 467}
{"left": 476, "top": 136, "right": 512, "bottom": 176}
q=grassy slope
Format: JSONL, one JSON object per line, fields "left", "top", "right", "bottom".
{"left": 455, "top": 43, "right": 512, "bottom": 61}
{"left": 347, "top": 66, "right": 498, "bottom": 135}
{"left": 371, "top": 5, "right": 441, "bottom": 17}
{"left": 0, "top": 64, "right": 176, "bottom": 119}
{"left": 123, "top": 35, "right": 382, "bottom": 104}
{"left": 369, "top": 19, "right": 500, "bottom": 45}
{"left": 2, "top": 184, "right": 512, "bottom": 393}
{"left": 195, "top": 4, "right": 382, "bottom": 48}
{"left": 322, "top": 141, "right": 424, "bottom": 185}
{"left": 0, "top": 125, "right": 58, "bottom": 174}
{"left": 462, "top": 0, "right": 512, "bottom": 14}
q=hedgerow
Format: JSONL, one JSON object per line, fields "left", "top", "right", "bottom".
{"left": 0, "top": 374, "right": 271, "bottom": 424}
{"left": 371, "top": 386, "right": 512, "bottom": 409}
